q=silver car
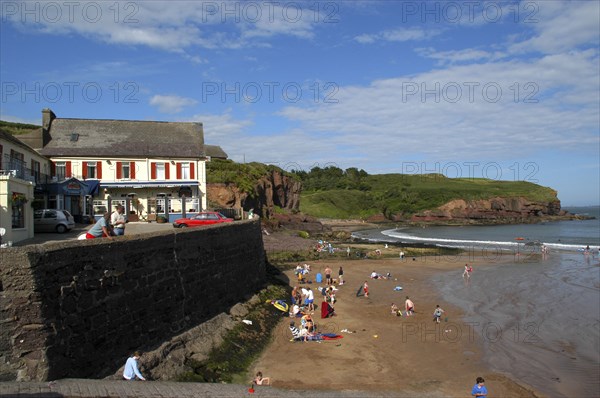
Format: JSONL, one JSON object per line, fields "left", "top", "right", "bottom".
{"left": 34, "top": 209, "right": 75, "bottom": 233}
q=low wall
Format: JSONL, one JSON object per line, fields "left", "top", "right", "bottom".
{"left": 0, "top": 220, "right": 266, "bottom": 381}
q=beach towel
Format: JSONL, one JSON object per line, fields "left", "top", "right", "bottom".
{"left": 321, "top": 301, "right": 335, "bottom": 318}
{"left": 316, "top": 273, "right": 323, "bottom": 283}
{"left": 320, "top": 333, "right": 343, "bottom": 340}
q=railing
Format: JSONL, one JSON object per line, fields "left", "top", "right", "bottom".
{"left": 0, "top": 160, "right": 51, "bottom": 186}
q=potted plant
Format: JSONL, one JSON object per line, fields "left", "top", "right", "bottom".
{"left": 156, "top": 215, "right": 168, "bottom": 223}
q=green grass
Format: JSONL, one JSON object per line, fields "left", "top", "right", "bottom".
{"left": 0, "top": 120, "right": 41, "bottom": 135}
{"left": 300, "top": 173, "right": 558, "bottom": 219}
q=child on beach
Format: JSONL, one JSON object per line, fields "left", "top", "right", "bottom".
{"left": 253, "top": 371, "right": 270, "bottom": 386}
{"left": 405, "top": 296, "right": 414, "bottom": 316}
{"left": 471, "top": 377, "right": 487, "bottom": 397}
{"left": 463, "top": 264, "right": 472, "bottom": 278}
{"left": 363, "top": 281, "right": 369, "bottom": 297}
{"left": 433, "top": 305, "right": 444, "bottom": 323}
{"left": 391, "top": 303, "right": 402, "bottom": 316}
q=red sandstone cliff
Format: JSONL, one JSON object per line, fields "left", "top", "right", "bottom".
{"left": 409, "top": 197, "right": 564, "bottom": 224}
{"left": 207, "top": 169, "right": 301, "bottom": 218}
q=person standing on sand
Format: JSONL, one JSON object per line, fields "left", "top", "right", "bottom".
{"left": 338, "top": 266, "right": 344, "bottom": 285}
{"left": 324, "top": 266, "right": 332, "bottom": 285}
{"left": 471, "top": 377, "right": 488, "bottom": 397}
{"left": 347, "top": 247, "right": 351, "bottom": 257}
{"left": 363, "top": 281, "right": 369, "bottom": 297}
{"left": 433, "top": 305, "right": 444, "bottom": 323}
{"left": 405, "top": 296, "right": 414, "bottom": 316}
{"left": 400, "top": 250, "right": 405, "bottom": 260}
{"left": 463, "top": 264, "right": 472, "bottom": 278}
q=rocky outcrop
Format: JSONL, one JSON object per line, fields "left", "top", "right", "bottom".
{"left": 410, "top": 197, "right": 564, "bottom": 224}
{"left": 207, "top": 169, "right": 301, "bottom": 218}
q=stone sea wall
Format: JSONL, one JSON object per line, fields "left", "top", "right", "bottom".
{"left": 0, "top": 220, "right": 265, "bottom": 381}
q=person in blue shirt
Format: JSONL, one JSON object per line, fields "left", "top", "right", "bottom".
{"left": 123, "top": 351, "right": 146, "bottom": 381}
{"left": 471, "top": 377, "right": 487, "bottom": 397}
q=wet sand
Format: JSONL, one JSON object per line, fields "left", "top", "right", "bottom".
{"left": 251, "top": 255, "right": 540, "bottom": 397}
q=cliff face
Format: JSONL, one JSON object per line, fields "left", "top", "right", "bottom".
{"left": 207, "top": 169, "right": 301, "bottom": 218}
{"left": 410, "top": 197, "right": 563, "bottom": 223}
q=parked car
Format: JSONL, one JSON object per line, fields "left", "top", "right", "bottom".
{"left": 172, "top": 211, "right": 234, "bottom": 228}
{"left": 34, "top": 209, "right": 75, "bottom": 233}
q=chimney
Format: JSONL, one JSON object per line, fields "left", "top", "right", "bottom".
{"left": 41, "top": 108, "right": 56, "bottom": 146}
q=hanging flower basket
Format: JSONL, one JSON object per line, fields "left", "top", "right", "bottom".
{"left": 11, "top": 193, "right": 28, "bottom": 206}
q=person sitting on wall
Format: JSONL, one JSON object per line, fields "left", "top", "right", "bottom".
{"left": 86, "top": 212, "right": 113, "bottom": 239}
{"left": 123, "top": 351, "right": 146, "bottom": 381}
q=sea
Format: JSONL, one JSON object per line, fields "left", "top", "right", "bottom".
{"left": 352, "top": 206, "right": 600, "bottom": 397}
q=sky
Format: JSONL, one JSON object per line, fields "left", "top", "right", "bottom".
{"left": 1, "top": 0, "right": 599, "bottom": 206}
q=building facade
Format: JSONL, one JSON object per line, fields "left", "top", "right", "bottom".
{"left": 0, "top": 131, "right": 50, "bottom": 243}
{"left": 38, "top": 109, "right": 222, "bottom": 222}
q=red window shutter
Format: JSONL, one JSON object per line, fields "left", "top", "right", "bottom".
{"left": 190, "top": 162, "right": 195, "bottom": 179}
{"left": 82, "top": 161, "right": 87, "bottom": 179}
{"left": 151, "top": 162, "right": 156, "bottom": 179}
{"left": 176, "top": 163, "right": 182, "bottom": 179}
{"left": 96, "top": 161, "right": 102, "bottom": 179}
{"left": 66, "top": 161, "right": 72, "bottom": 177}
{"left": 130, "top": 162, "right": 136, "bottom": 179}
{"left": 165, "top": 163, "right": 170, "bottom": 179}
{"left": 116, "top": 162, "right": 122, "bottom": 179}
{"left": 51, "top": 162, "right": 56, "bottom": 176}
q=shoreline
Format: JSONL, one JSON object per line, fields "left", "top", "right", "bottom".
{"left": 251, "top": 253, "right": 541, "bottom": 397}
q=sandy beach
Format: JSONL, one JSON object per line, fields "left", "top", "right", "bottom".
{"left": 250, "top": 254, "right": 540, "bottom": 397}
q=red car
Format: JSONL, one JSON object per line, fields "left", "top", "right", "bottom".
{"left": 172, "top": 212, "right": 234, "bottom": 228}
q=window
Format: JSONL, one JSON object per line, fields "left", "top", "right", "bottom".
{"left": 86, "top": 162, "right": 97, "bottom": 179}
{"left": 11, "top": 191, "right": 25, "bottom": 228}
{"left": 121, "top": 162, "right": 130, "bottom": 179}
{"left": 10, "top": 150, "right": 25, "bottom": 173}
{"left": 156, "top": 163, "right": 165, "bottom": 179}
{"left": 48, "top": 195, "right": 63, "bottom": 209}
{"left": 181, "top": 163, "right": 190, "bottom": 179}
{"left": 55, "top": 162, "right": 66, "bottom": 179}
{"left": 31, "top": 160, "right": 41, "bottom": 182}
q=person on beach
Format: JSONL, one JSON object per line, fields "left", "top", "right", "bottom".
{"left": 347, "top": 247, "right": 351, "bottom": 257}
{"left": 304, "top": 287, "right": 314, "bottom": 312}
{"left": 405, "top": 296, "right": 414, "bottom": 316}
{"left": 123, "top": 351, "right": 146, "bottom": 381}
{"left": 463, "top": 264, "right": 472, "bottom": 278}
{"left": 363, "top": 281, "right": 369, "bottom": 297}
{"left": 471, "top": 377, "right": 488, "bottom": 397}
{"left": 253, "top": 371, "right": 270, "bottom": 386}
{"left": 338, "top": 266, "right": 344, "bottom": 285}
{"left": 324, "top": 266, "right": 332, "bottom": 285}
{"left": 400, "top": 250, "right": 405, "bottom": 260}
{"left": 391, "top": 303, "right": 401, "bottom": 316}
{"left": 433, "top": 305, "right": 445, "bottom": 323}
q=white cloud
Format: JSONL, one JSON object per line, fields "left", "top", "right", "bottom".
{"left": 150, "top": 95, "right": 197, "bottom": 114}
{"left": 187, "top": 112, "right": 253, "bottom": 140}
{"left": 354, "top": 27, "right": 439, "bottom": 44}
{"left": 416, "top": 47, "right": 506, "bottom": 65}
{"left": 509, "top": 1, "right": 600, "bottom": 54}
{"left": 3, "top": 1, "right": 325, "bottom": 53}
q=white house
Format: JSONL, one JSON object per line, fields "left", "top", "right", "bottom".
{"left": 37, "top": 109, "right": 226, "bottom": 221}
{"left": 0, "top": 131, "right": 50, "bottom": 243}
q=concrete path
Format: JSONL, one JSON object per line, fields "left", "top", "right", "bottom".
{"left": 0, "top": 379, "right": 404, "bottom": 397}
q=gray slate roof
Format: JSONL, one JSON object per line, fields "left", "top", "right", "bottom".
{"left": 0, "top": 130, "right": 40, "bottom": 154}
{"left": 204, "top": 145, "right": 228, "bottom": 159}
{"left": 39, "top": 118, "right": 205, "bottom": 158}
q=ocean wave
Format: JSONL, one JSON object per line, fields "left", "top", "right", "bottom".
{"left": 376, "top": 229, "right": 594, "bottom": 253}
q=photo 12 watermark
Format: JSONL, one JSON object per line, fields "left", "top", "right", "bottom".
{"left": 399, "top": 81, "right": 539, "bottom": 104}
{"left": 400, "top": 161, "right": 539, "bottom": 182}
{"left": 1, "top": 1, "right": 140, "bottom": 24}
{"left": 398, "top": 1, "right": 539, "bottom": 24}
{"left": 1, "top": 81, "right": 140, "bottom": 104}
{"left": 198, "top": 1, "right": 340, "bottom": 23}
{"left": 200, "top": 81, "right": 339, "bottom": 104}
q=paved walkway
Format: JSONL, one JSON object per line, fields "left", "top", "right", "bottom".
{"left": 0, "top": 379, "right": 405, "bottom": 398}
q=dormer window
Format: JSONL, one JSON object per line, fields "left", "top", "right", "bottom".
{"left": 70, "top": 133, "right": 79, "bottom": 142}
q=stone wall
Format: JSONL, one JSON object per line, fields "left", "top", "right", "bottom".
{"left": 0, "top": 220, "right": 265, "bottom": 381}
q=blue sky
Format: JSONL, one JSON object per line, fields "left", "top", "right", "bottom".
{"left": 1, "top": 0, "right": 598, "bottom": 206}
